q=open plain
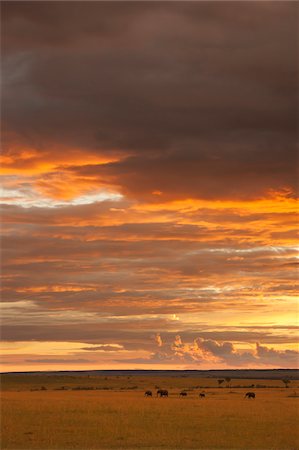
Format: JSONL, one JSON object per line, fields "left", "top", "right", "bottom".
{"left": 1, "top": 372, "right": 299, "bottom": 449}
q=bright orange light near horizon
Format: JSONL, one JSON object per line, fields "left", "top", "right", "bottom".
{"left": 1, "top": 0, "right": 298, "bottom": 374}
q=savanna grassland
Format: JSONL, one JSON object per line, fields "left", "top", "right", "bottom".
{"left": 1, "top": 372, "right": 299, "bottom": 450}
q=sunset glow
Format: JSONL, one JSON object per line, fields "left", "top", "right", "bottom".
{"left": 1, "top": 1, "right": 298, "bottom": 372}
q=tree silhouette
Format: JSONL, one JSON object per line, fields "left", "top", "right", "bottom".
{"left": 217, "top": 379, "right": 224, "bottom": 387}
{"left": 282, "top": 379, "right": 291, "bottom": 388}
{"left": 225, "top": 377, "right": 231, "bottom": 388}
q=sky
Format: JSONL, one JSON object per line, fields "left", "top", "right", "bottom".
{"left": 1, "top": 1, "right": 298, "bottom": 372}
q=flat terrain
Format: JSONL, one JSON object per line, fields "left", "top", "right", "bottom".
{"left": 1, "top": 373, "right": 299, "bottom": 449}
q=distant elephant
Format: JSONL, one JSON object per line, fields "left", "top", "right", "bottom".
{"left": 179, "top": 391, "right": 187, "bottom": 397}
{"left": 144, "top": 390, "right": 152, "bottom": 397}
{"left": 245, "top": 392, "right": 255, "bottom": 399}
{"left": 199, "top": 393, "right": 205, "bottom": 398}
{"left": 157, "top": 389, "right": 168, "bottom": 397}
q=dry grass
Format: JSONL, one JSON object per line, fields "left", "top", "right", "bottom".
{"left": 2, "top": 374, "right": 296, "bottom": 392}
{"left": 1, "top": 376, "right": 299, "bottom": 449}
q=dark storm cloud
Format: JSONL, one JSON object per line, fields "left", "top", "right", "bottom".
{"left": 2, "top": 1, "right": 298, "bottom": 200}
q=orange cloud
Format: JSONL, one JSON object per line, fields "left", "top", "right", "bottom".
{"left": 1, "top": 1, "right": 298, "bottom": 371}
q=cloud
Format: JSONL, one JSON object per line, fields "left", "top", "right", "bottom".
{"left": 25, "top": 359, "right": 92, "bottom": 364}
{"left": 139, "top": 335, "right": 299, "bottom": 368}
{"left": 196, "top": 338, "right": 235, "bottom": 358}
{"left": 81, "top": 344, "right": 123, "bottom": 352}
{"left": 154, "top": 333, "right": 163, "bottom": 347}
{"left": 256, "top": 343, "right": 299, "bottom": 366}
{"left": 1, "top": 2, "right": 298, "bottom": 371}
{"left": 2, "top": 2, "right": 297, "bottom": 201}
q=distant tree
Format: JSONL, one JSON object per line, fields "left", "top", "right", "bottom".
{"left": 282, "top": 379, "right": 291, "bottom": 388}
{"left": 225, "top": 377, "right": 231, "bottom": 388}
{"left": 217, "top": 379, "right": 225, "bottom": 387}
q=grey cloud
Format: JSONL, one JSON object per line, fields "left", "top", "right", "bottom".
{"left": 145, "top": 335, "right": 299, "bottom": 368}
{"left": 196, "top": 338, "right": 234, "bottom": 356}
{"left": 81, "top": 345, "right": 122, "bottom": 352}
{"left": 1, "top": 2, "right": 297, "bottom": 370}
{"left": 2, "top": 324, "right": 299, "bottom": 346}
{"left": 256, "top": 343, "right": 299, "bottom": 365}
{"left": 2, "top": 2, "right": 297, "bottom": 200}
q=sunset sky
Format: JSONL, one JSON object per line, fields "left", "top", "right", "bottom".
{"left": 1, "top": 1, "right": 298, "bottom": 372}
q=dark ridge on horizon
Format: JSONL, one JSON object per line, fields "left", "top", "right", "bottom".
{"left": 2, "top": 369, "right": 299, "bottom": 379}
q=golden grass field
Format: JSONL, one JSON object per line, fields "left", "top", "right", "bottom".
{"left": 1, "top": 374, "right": 299, "bottom": 449}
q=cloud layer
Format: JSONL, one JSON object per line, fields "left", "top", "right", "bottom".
{"left": 2, "top": 2, "right": 298, "bottom": 201}
{"left": 1, "top": 2, "right": 298, "bottom": 371}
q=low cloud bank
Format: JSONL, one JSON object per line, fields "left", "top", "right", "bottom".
{"left": 145, "top": 335, "right": 299, "bottom": 368}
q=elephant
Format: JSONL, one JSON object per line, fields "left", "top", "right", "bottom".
{"left": 157, "top": 389, "right": 168, "bottom": 397}
{"left": 245, "top": 392, "right": 255, "bottom": 399}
